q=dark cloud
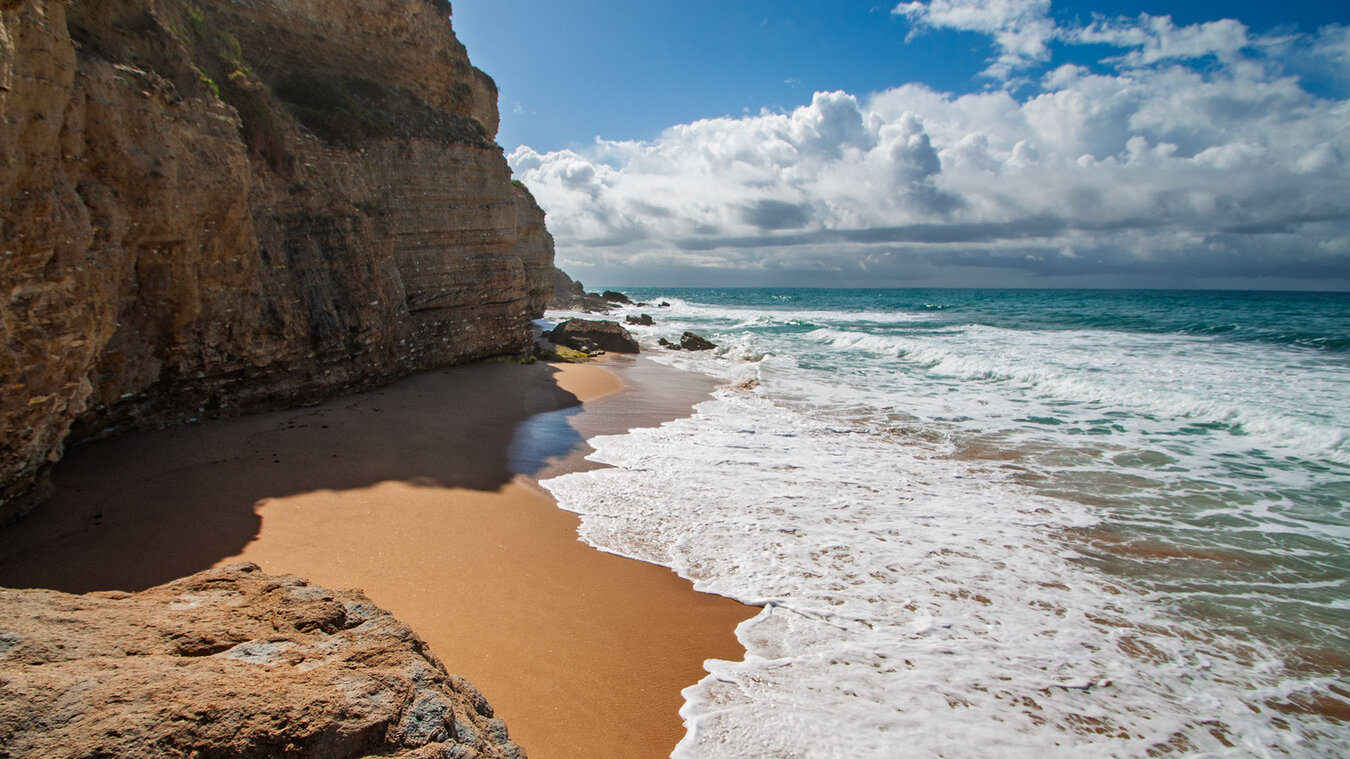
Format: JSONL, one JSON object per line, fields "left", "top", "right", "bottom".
{"left": 674, "top": 218, "right": 1074, "bottom": 250}
{"left": 740, "top": 200, "right": 814, "bottom": 231}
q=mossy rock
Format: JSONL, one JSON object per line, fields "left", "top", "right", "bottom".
{"left": 542, "top": 345, "right": 593, "bottom": 363}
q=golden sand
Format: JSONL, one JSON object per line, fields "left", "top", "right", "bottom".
{"left": 0, "top": 359, "right": 753, "bottom": 759}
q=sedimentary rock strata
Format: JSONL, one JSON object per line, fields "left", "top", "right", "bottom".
{"left": 0, "top": 0, "right": 556, "bottom": 522}
{"left": 0, "top": 562, "right": 527, "bottom": 759}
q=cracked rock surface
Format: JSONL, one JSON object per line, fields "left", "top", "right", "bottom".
{"left": 0, "top": 562, "right": 526, "bottom": 759}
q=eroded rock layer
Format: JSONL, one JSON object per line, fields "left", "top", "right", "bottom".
{"left": 0, "top": 562, "right": 527, "bottom": 759}
{"left": 0, "top": 0, "right": 556, "bottom": 521}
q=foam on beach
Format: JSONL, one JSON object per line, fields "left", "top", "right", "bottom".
{"left": 544, "top": 289, "right": 1350, "bottom": 758}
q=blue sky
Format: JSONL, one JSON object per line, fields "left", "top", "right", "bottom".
{"left": 455, "top": 1, "right": 1344, "bottom": 152}
{"left": 453, "top": 1, "right": 1350, "bottom": 289}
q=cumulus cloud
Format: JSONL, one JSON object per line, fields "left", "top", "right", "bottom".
{"left": 511, "top": 9, "right": 1350, "bottom": 288}
{"left": 892, "top": 1, "right": 1264, "bottom": 79}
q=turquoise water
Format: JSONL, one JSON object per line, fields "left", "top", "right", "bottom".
{"left": 630, "top": 287, "right": 1350, "bottom": 352}
{"left": 544, "top": 288, "right": 1350, "bottom": 757}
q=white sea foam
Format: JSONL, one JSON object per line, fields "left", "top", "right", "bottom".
{"left": 543, "top": 390, "right": 1345, "bottom": 757}
{"left": 541, "top": 293, "right": 1350, "bottom": 757}
{"left": 626, "top": 298, "right": 940, "bottom": 329}
{"left": 798, "top": 325, "right": 1350, "bottom": 464}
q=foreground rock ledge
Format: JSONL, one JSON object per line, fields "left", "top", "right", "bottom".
{"left": 0, "top": 563, "right": 526, "bottom": 759}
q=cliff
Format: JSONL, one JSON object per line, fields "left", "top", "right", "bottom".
{"left": 0, "top": 0, "right": 556, "bottom": 523}
{"left": 0, "top": 562, "right": 527, "bottom": 758}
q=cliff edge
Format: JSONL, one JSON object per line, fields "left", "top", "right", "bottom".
{"left": 0, "top": 562, "right": 527, "bottom": 758}
{"left": 0, "top": 0, "right": 556, "bottom": 522}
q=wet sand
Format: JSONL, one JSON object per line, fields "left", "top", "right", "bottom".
{"left": 0, "top": 358, "right": 754, "bottom": 759}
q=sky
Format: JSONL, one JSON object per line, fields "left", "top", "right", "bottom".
{"left": 453, "top": 1, "right": 1350, "bottom": 289}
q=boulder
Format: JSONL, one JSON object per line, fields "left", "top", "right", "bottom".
{"left": 551, "top": 319, "right": 640, "bottom": 354}
{"left": 625, "top": 314, "right": 655, "bottom": 326}
{"left": 601, "top": 291, "right": 634, "bottom": 305}
{"left": 0, "top": 562, "right": 526, "bottom": 759}
{"left": 680, "top": 332, "right": 717, "bottom": 351}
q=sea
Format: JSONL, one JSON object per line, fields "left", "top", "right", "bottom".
{"left": 539, "top": 288, "right": 1350, "bottom": 758}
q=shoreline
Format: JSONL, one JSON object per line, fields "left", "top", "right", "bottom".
{"left": 0, "top": 357, "right": 754, "bottom": 759}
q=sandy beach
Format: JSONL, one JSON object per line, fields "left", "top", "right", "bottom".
{"left": 0, "top": 358, "right": 753, "bottom": 759}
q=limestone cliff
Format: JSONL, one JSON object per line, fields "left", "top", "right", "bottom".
{"left": 0, "top": 0, "right": 556, "bottom": 522}
{"left": 0, "top": 562, "right": 527, "bottom": 758}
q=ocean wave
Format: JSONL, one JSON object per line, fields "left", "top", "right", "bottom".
{"left": 543, "top": 391, "right": 1347, "bottom": 758}
{"left": 800, "top": 326, "right": 1350, "bottom": 464}
{"left": 615, "top": 298, "right": 938, "bottom": 330}
{"left": 542, "top": 289, "right": 1350, "bottom": 756}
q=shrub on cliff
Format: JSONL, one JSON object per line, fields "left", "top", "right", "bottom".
{"left": 273, "top": 73, "right": 390, "bottom": 149}
{"left": 176, "top": 1, "right": 294, "bottom": 175}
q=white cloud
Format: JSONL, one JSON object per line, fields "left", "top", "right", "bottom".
{"left": 1310, "top": 24, "right": 1350, "bottom": 93}
{"left": 894, "top": 0, "right": 1057, "bottom": 79}
{"left": 1071, "top": 14, "right": 1252, "bottom": 67}
{"left": 1314, "top": 24, "right": 1350, "bottom": 67}
{"left": 512, "top": 12, "right": 1350, "bottom": 288}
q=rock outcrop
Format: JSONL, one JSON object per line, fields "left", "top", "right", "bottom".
{"left": 0, "top": 0, "right": 556, "bottom": 522}
{"left": 0, "top": 562, "right": 526, "bottom": 759}
{"left": 550, "top": 319, "right": 640, "bottom": 354}
{"left": 545, "top": 267, "right": 616, "bottom": 313}
{"left": 547, "top": 266, "right": 589, "bottom": 309}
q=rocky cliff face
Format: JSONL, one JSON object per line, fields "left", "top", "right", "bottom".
{"left": 0, "top": 0, "right": 556, "bottom": 522}
{"left": 0, "top": 562, "right": 527, "bottom": 758}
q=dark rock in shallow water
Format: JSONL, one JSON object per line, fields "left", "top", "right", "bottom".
{"left": 680, "top": 332, "right": 717, "bottom": 351}
{"left": 0, "top": 563, "right": 526, "bottom": 759}
{"left": 601, "top": 291, "right": 634, "bottom": 305}
{"left": 658, "top": 332, "right": 715, "bottom": 351}
{"left": 625, "top": 314, "right": 655, "bottom": 326}
{"left": 552, "top": 319, "right": 640, "bottom": 354}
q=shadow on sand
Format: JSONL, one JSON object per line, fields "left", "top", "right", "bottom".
{"left": 0, "top": 362, "right": 584, "bottom": 593}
